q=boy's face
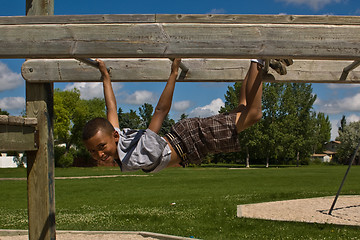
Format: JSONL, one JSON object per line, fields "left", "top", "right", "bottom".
{"left": 84, "top": 130, "right": 119, "bottom": 162}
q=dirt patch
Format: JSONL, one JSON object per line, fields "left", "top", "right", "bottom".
{"left": 237, "top": 195, "right": 360, "bottom": 226}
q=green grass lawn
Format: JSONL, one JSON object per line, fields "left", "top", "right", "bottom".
{"left": 0, "top": 165, "right": 359, "bottom": 239}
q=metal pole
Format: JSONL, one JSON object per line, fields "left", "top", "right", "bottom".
{"left": 328, "top": 141, "right": 360, "bottom": 215}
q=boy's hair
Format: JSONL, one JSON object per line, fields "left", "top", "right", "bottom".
{"left": 82, "top": 117, "right": 115, "bottom": 141}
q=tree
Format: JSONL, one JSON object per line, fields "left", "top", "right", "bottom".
{"left": 278, "top": 83, "right": 317, "bottom": 166}
{"left": 179, "top": 113, "right": 188, "bottom": 121}
{"left": 261, "top": 83, "right": 284, "bottom": 167}
{"left": 159, "top": 114, "right": 175, "bottom": 136}
{"left": 336, "top": 121, "right": 360, "bottom": 165}
{"left": 118, "top": 107, "right": 141, "bottom": 129}
{"left": 53, "top": 88, "right": 80, "bottom": 149}
{"left": 338, "top": 115, "right": 347, "bottom": 137}
{"left": 53, "top": 89, "right": 106, "bottom": 167}
{"left": 313, "top": 112, "right": 331, "bottom": 153}
{"left": 139, "top": 103, "right": 153, "bottom": 129}
{"left": 0, "top": 108, "right": 9, "bottom": 115}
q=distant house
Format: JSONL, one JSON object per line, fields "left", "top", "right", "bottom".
{"left": 0, "top": 152, "right": 26, "bottom": 168}
{"left": 324, "top": 141, "right": 341, "bottom": 159}
{"left": 311, "top": 153, "right": 331, "bottom": 163}
{"left": 0, "top": 153, "right": 17, "bottom": 168}
{"left": 310, "top": 141, "right": 341, "bottom": 163}
{"left": 325, "top": 140, "right": 341, "bottom": 152}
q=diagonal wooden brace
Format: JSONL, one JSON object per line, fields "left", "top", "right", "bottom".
{"left": 340, "top": 60, "right": 360, "bottom": 81}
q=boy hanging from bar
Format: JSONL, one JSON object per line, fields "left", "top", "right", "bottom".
{"left": 82, "top": 58, "right": 291, "bottom": 172}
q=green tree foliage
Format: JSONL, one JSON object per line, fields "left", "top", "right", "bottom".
{"left": 313, "top": 112, "right": 331, "bottom": 153}
{"left": 54, "top": 89, "right": 106, "bottom": 167}
{"left": 179, "top": 113, "right": 188, "bottom": 121}
{"left": 338, "top": 115, "right": 347, "bottom": 136}
{"left": 159, "top": 115, "right": 175, "bottom": 136}
{"left": 0, "top": 108, "right": 9, "bottom": 115}
{"left": 118, "top": 107, "right": 141, "bottom": 129}
{"left": 336, "top": 121, "right": 360, "bottom": 165}
{"left": 218, "top": 82, "right": 331, "bottom": 166}
{"left": 139, "top": 103, "right": 153, "bottom": 129}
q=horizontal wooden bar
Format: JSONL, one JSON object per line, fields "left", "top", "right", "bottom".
{"left": 1, "top": 14, "right": 360, "bottom": 25}
{"left": 0, "top": 115, "right": 37, "bottom": 126}
{"left": 0, "top": 125, "right": 37, "bottom": 151}
{"left": 0, "top": 14, "right": 155, "bottom": 25}
{"left": 1, "top": 20, "right": 360, "bottom": 59}
{"left": 22, "top": 59, "right": 360, "bottom": 83}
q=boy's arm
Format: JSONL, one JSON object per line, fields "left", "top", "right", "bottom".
{"left": 96, "top": 59, "right": 120, "bottom": 129}
{"left": 148, "top": 58, "right": 181, "bottom": 134}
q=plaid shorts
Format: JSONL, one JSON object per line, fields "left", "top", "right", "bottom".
{"left": 165, "top": 113, "right": 241, "bottom": 166}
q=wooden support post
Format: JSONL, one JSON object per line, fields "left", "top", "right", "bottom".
{"left": 25, "top": 1, "right": 55, "bottom": 240}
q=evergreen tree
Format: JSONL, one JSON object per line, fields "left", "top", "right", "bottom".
{"left": 118, "top": 107, "right": 141, "bottom": 129}
{"left": 139, "top": 103, "right": 153, "bottom": 129}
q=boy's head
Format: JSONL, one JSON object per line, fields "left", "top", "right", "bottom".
{"left": 82, "top": 117, "right": 119, "bottom": 162}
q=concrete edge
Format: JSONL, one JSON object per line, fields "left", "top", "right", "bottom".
{"left": 0, "top": 229, "right": 199, "bottom": 239}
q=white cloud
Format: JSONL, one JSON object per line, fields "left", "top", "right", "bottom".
{"left": 208, "top": 8, "right": 226, "bottom": 14}
{"left": 327, "top": 83, "right": 360, "bottom": 89}
{"left": 330, "top": 119, "right": 339, "bottom": 140}
{"left": 330, "top": 114, "right": 360, "bottom": 140}
{"left": 173, "top": 100, "right": 191, "bottom": 112}
{"left": 316, "top": 93, "right": 360, "bottom": 114}
{"left": 124, "top": 90, "right": 156, "bottom": 105}
{"left": 65, "top": 82, "right": 123, "bottom": 100}
{"left": 347, "top": 114, "right": 360, "bottom": 123}
{"left": 277, "top": 0, "right": 343, "bottom": 10}
{"left": 189, "top": 98, "right": 224, "bottom": 118}
{"left": 0, "top": 97, "right": 25, "bottom": 111}
{"left": 0, "top": 62, "right": 23, "bottom": 92}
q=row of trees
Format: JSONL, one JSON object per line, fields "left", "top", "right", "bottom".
{"left": 215, "top": 82, "right": 331, "bottom": 167}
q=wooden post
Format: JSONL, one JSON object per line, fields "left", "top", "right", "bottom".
{"left": 25, "top": 1, "right": 55, "bottom": 240}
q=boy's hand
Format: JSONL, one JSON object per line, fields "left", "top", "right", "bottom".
{"left": 95, "top": 59, "right": 109, "bottom": 77}
{"left": 171, "top": 58, "right": 181, "bottom": 75}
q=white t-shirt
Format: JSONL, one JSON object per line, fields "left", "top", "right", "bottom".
{"left": 115, "top": 128, "right": 172, "bottom": 173}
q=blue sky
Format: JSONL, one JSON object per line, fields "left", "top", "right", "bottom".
{"left": 0, "top": 0, "right": 360, "bottom": 140}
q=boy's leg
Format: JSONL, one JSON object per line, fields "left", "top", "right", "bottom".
{"left": 235, "top": 60, "right": 263, "bottom": 133}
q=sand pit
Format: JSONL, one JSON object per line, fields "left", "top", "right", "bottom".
{"left": 237, "top": 195, "right": 360, "bottom": 226}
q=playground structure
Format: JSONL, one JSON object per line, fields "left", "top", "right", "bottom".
{"left": 0, "top": 0, "right": 359, "bottom": 239}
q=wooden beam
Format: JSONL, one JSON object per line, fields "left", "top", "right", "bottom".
{"left": 0, "top": 115, "right": 37, "bottom": 151}
{"left": 1, "top": 14, "right": 360, "bottom": 25}
{"left": 1, "top": 14, "right": 360, "bottom": 59}
{"left": 25, "top": 1, "right": 56, "bottom": 240}
{"left": 22, "top": 59, "right": 360, "bottom": 83}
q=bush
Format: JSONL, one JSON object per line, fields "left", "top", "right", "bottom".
{"left": 55, "top": 146, "right": 75, "bottom": 168}
{"left": 58, "top": 149, "right": 75, "bottom": 168}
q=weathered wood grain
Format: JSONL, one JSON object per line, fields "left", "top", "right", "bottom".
{"left": 0, "top": 124, "right": 37, "bottom": 151}
{"left": 25, "top": 1, "right": 56, "bottom": 240}
{"left": 1, "top": 22, "right": 360, "bottom": 59}
{"left": 1, "top": 14, "right": 360, "bottom": 25}
{"left": 0, "top": 115, "right": 37, "bottom": 125}
{"left": 21, "top": 59, "right": 360, "bottom": 83}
